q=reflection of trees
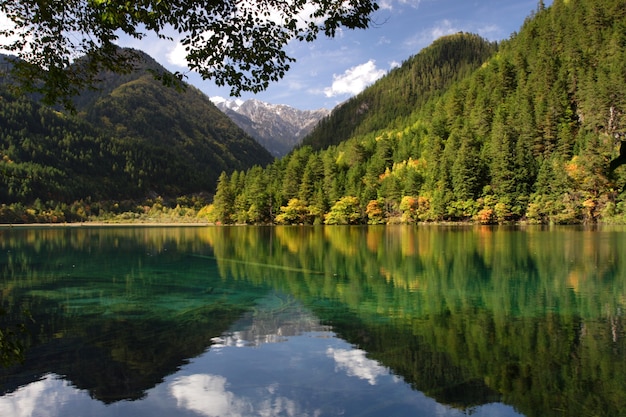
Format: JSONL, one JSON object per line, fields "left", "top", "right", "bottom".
{"left": 2, "top": 225, "right": 626, "bottom": 415}
{"left": 204, "top": 225, "right": 626, "bottom": 319}
{"left": 203, "top": 225, "right": 626, "bottom": 417}
{"left": 1, "top": 300, "right": 250, "bottom": 402}
{"left": 0, "top": 227, "right": 265, "bottom": 401}
{"left": 0, "top": 308, "right": 31, "bottom": 368}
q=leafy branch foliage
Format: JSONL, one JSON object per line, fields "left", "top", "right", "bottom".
{"left": 0, "top": 0, "right": 378, "bottom": 106}
{"left": 211, "top": 0, "right": 626, "bottom": 225}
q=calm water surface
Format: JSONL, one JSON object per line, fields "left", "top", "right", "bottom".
{"left": 0, "top": 225, "right": 625, "bottom": 417}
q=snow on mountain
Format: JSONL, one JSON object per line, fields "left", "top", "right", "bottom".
{"left": 211, "top": 97, "right": 330, "bottom": 157}
{"left": 211, "top": 96, "right": 245, "bottom": 111}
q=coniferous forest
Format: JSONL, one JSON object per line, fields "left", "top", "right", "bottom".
{"left": 1, "top": 0, "right": 626, "bottom": 224}
{"left": 209, "top": 0, "right": 626, "bottom": 225}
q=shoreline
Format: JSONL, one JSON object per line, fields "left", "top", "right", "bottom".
{"left": 0, "top": 221, "right": 617, "bottom": 229}
{"left": 0, "top": 221, "right": 212, "bottom": 228}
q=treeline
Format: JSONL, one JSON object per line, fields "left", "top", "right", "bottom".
{"left": 207, "top": 0, "right": 626, "bottom": 225}
{"left": 0, "top": 196, "right": 209, "bottom": 224}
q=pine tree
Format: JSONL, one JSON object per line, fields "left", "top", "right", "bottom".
{"left": 213, "top": 172, "right": 235, "bottom": 223}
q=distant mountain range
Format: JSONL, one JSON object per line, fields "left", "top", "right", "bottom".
{"left": 212, "top": 97, "right": 330, "bottom": 157}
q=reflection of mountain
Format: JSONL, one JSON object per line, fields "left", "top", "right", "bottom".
{"left": 212, "top": 292, "right": 331, "bottom": 348}
{"left": 307, "top": 300, "right": 502, "bottom": 409}
{"left": 0, "top": 296, "right": 253, "bottom": 403}
{"left": 2, "top": 226, "right": 626, "bottom": 417}
{"left": 202, "top": 225, "right": 626, "bottom": 417}
{"left": 0, "top": 231, "right": 270, "bottom": 402}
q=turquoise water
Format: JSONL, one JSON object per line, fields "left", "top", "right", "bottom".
{"left": 0, "top": 225, "right": 625, "bottom": 417}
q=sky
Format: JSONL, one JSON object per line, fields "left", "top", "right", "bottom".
{"left": 2, "top": 0, "right": 552, "bottom": 111}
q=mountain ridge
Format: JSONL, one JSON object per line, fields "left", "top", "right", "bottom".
{"left": 213, "top": 97, "right": 330, "bottom": 157}
{"left": 0, "top": 49, "right": 273, "bottom": 206}
{"left": 299, "top": 32, "right": 499, "bottom": 151}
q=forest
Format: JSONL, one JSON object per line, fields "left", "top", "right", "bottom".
{"left": 1, "top": 0, "right": 625, "bottom": 225}
{"left": 0, "top": 51, "right": 272, "bottom": 223}
{"left": 207, "top": 0, "right": 626, "bottom": 225}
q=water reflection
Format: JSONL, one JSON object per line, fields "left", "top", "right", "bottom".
{"left": 327, "top": 347, "right": 389, "bottom": 385}
{"left": 1, "top": 289, "right": 523, "bottom": 417}
{"left": 212, "top": 292, "right": 331, "bottom": 348}
{"left": 0, "top": 374, "right": 98, "bottom": 417}
{"left": 1, "top": 225, "right": 625, "bottom": 416}
{"left": 170, "top": 374, "right": 256, "bottom": 417}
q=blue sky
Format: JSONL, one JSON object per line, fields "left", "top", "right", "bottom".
{"left": 194, "top": 0, "right": 552, "bottom": 109}
{"left": 3, "top": 0, "right": 552, "bottom": 110}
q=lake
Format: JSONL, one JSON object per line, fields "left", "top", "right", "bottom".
{"left": 0, "top": 225, "right": 624, "bottom": 417}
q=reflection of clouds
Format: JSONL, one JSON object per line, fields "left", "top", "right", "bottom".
{"left": 170, "top": 374, "right": 251, "bottom": 417}
{"left": 170, "top": 374, "right": 312, "bottom": 417}
{"left": 326, "top": 347, "right": 388, "bottom": 385}
{"left": 0, "top": 374, "right": 84, "bottom": 417}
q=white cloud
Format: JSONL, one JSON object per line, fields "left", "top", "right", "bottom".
{"left": 429, "top": 19, "right": 459, "bottom": 40}
{"left": 376, "top": 36, "right": 392, "bottom": 46}
{"left": 167, "top": 41, "right": 189, "bottom": 68}
{"left": 402, "top": 0, "right": 423, "bottom": 7}
{"left": 477, "top": 24, "right": 501, "bottom": 39}
{"left": 378, "top": 0, "right": 422, "bottom": 10}
{"left": 0, "top": 12, "right": 15, "bottom": 39}
{"left": 378, "top": 0, "right": 394, "bottom": 10}
{"left": 0, "top": 374, "right": 95, "bottom": 417}
{"left": 327, "top": 347, "right": 388, "bottom": 385}
{"left": 402, "top": 19, "right": 461, "bottom": 51}
{"left": 0, "top": 12, "right": 30, "bottom": 55}
{"left": 170, "top": 374, "right": 251, "bottom": 417}
{"left": 170, "top": 373, "right": 316, "bottom": 417}
{"left": 323, "top": 60, "right": 386, "bottom": 97}
{"left": 402, "top": 18, "right": 505, "bottom": 55}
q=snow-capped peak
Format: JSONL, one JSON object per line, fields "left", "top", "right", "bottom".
{"left": 210, "top": 96, "right": 244, "bottom": 111}
{"left": 212, "top": 97, "right": 330, "bottom": 157}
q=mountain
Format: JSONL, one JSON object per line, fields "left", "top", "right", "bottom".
{"left": 0, "top": 50, "right": 273, "bottom": 205}
{"left": 210, "top": 0, "right": 626, "bottom": 225}
{"left": 299, "top": 32, "right": 498, "bottom": 151}
{"left": 213, "top": 97, "right": 329, "bottom": 157}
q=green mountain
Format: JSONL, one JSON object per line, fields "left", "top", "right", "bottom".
{"left": 0, "top": 50, "right": 273, "bottom": 206}
{"left": 300, "top": 33, "right": 498, "bottom": 151}
{"left": 211, "top": 0, "right": 626, "bottom": 225}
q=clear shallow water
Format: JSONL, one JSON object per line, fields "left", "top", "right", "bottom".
{"left": 0, "top": 225, "right": 625, "bottom": 417}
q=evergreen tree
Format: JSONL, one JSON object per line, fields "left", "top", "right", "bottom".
{"left": 212, "top": 172, "right": 235, "bottom": 224}
{"left": 299, "top": 153, "right": 324, "bottom": 205}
